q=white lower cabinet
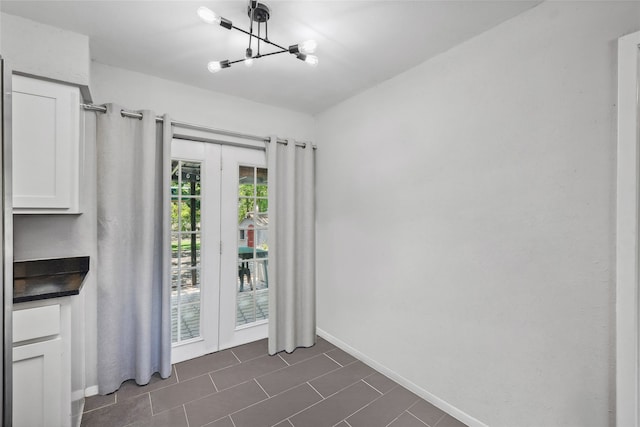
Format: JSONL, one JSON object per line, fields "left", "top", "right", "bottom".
{"left": 13, "top": 299, "right": 72, "bottom": 427}
{"left": 13, "top": 338, "right": 62, "bottom": 427}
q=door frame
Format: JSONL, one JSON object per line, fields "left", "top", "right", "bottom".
{"left": 616, "top": 30, "right": 640, "bottom": 427}
{"left": 218, "top": 145, "right": 269, "bottom": 350}
{"left": 170, "top": 137, "right": 269, "bottom": 362}
{"left": 170, "top": 140, "right": 222, "bottom": 364}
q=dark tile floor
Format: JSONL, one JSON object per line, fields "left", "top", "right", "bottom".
{"left": 81, "top": 337, "right": 467, "bottom": 427}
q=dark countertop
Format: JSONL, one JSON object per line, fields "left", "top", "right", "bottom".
{"left": 14, "top": 256, "right": 89, "bottom": 303}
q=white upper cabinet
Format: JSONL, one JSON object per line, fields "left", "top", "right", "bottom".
{"left": 12, "top": 75, "right": 81, "bottom": 214}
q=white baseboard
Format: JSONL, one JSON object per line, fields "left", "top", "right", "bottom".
{"left": 317, "top": 328, "right": 488, "bottom": 427}
{"left": 84, "top": 385, "right": 99, "bottom": 397}
{"left": 71, "top": 389, "right": 86, "bottom": 402}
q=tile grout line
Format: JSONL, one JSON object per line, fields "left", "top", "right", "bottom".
{"left": 432, "top": 413, "right": 449, "bottom": 427}
{"left": 201, "top": 415, "right": 234, "bottom": 427}
{"left": 111, "top": 368, "right": 185, "bottom": 403}
{"left": 404, "top": 410, "right": 430, "bottom": 427}
{"left": 206, "top": 353, "right": 282, "bottom": 389}
{"left": 382, "top": 401, "right": 420, "bottom": 427}
{"left": 118, "top": 386, "right": 161, "bottom": 402}
{"left": 384, "top": 412, "right": 405, "bottom": 427}
{"left": 339, "top": 380, "right": 392, "bottom": 425}
{"left": 286, "top": 379, "right": 377, "bottom": 424}
{"left": 209, "top": 372, "right": 219, "bottom": 393}
{"left": 226, "top": 355, "right": 343, "bottom": 425}
{"left": 178, "top": 357, "right": 241, "bottom": 383}
{"left": 256, "top": 352, "right": 323, "bottom": 381}
{"left": 182, "top": 404, "right": 191, "bottom": 427}
{"left": 253, "top": 354, "right": 358, "bottom": 400}
{"left": 211, "top": 354, "right": 344, "bottom": 400}
{"left": 249, "top": 352, "right": 344, "bottom": 393}
{"left": 278, "top": 353, "right": 290, "bottom": 366}
{"left": 147, "top": 392, "right": 153, "bottom": 416}
{"left": 302, "top": 357, "right": 359, "bottom": 385}
{"left": 230, "top": 347, "right": 277, "bottom": 364}
{"left": 153, "top": 377, "right": 223, "bottom": 416}
{"left": 174, "top": 366, "right": 180, "bottom": 383}
{"left": 254, "top": 377, "right": 271, "bottom": 398}
{"left": 362, "top": 374, "right": 397, "bottom": 395}
{"left": 82, "top": 398, "right": 117, "bottom": 415}
{"left": 204, "top": 379, "right": 275, "bottom": 422}
{"left": 268, "top": 417, "right": 290, "bottom": 427}
{"left": 201, "top": 360, "right": 241, "bottom": 378}
{"left": 323, "top": 352, "right": 346, "bottom": 367}
{"left": 230, "top": 349, "right": 243, "bottom": 364}
{"left": 219, "top": 366, "right": 351, "bottom": 424}
{"left": 308, "top": 376, "right": 376, "bottom": 404}
{"left": 119, "top": 379, "right": 177, "bottom": 401}
{"left": 147, "top": 370, "right": 218, "bottom": 403}
{"left": 375, "top": 395, "right": 422, "bottom": 427}
{"left": 306, "top": 381, "right": 325, "bottom": 399}
{"left": 268, "top": 392, "right": 326, "bottom": 425}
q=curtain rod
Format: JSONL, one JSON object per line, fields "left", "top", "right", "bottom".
{"left": 81, "top": 103, "right": 316, "bottom": 149}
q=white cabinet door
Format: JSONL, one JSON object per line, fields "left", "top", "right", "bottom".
{"left": 12, "top": 75, "right": 80, "bottom": 213}
{"left": 13, "top": 338, "right": 62, "bottom": 427}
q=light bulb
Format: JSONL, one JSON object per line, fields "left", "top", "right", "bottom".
{"left": 298, "top": 40, "right": 317, "bottom": 54}
{"left": 197, "top": 6, "right": 221, "bottom": 24}
{"left": 207, "top": 61, "right": 223, "bottom": 73}
{"left": 207, "top": 60, "right": 230, "bottom": 73}
{"left": 244, "top": 47, "right": 254, "bottom": 67}
{"left": 304, "top": 55, "right": 319, "bottom": 66}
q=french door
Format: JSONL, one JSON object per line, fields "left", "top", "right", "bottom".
{"left": 170, "top": 139, "right": 269, "bottom": 363}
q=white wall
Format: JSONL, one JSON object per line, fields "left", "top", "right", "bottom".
{"left": 315, "top": 2, "right": 639, "bottom": 426}
{"left": 1, "top": 13, "right": 90, "bottom": 86}
{"left": 90, "top": 62, "right": 315, "bottom": 142}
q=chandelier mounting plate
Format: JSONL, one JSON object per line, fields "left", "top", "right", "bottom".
{"left": 248, "top": 2, "right": 271, "bottom": 23}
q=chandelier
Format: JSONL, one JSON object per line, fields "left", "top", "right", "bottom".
{"left": 198, "top": 1, "right": 318, "bottom": 72}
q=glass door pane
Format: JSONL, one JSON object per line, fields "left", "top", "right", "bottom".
{"left": 237, "top": 166, "right": 269, "bottom": 326}
{"left": 219, "top": 145, "right": 268, "bottom": 350}
{"left": 170, "top": 140, "right": 221, "bottom": 364}
{"left": 171, "top": 160, "right": 202, "bottom": 343}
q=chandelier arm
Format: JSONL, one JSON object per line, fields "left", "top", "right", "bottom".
{"left": 226, "top": 48, "right": 288, "bottom": 66}
{"left": 228, "top": 58, "right": 249, "bottom": 66}
{"left": 255, "top": 49, "right": 288, "bottom": 59}
{"left": 231, "top": 25, "right": 286, "bottom": 50}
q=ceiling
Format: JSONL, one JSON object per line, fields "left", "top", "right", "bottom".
{"left": 0, "top": 0, "right": 541, "bottom": 115}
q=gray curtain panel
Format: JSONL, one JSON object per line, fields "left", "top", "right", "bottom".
{"left": 96, "top": 104, "right": 172, "bottom": 394}
{"left": 268, "top": 137, "right": 316, "bottom": 355}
